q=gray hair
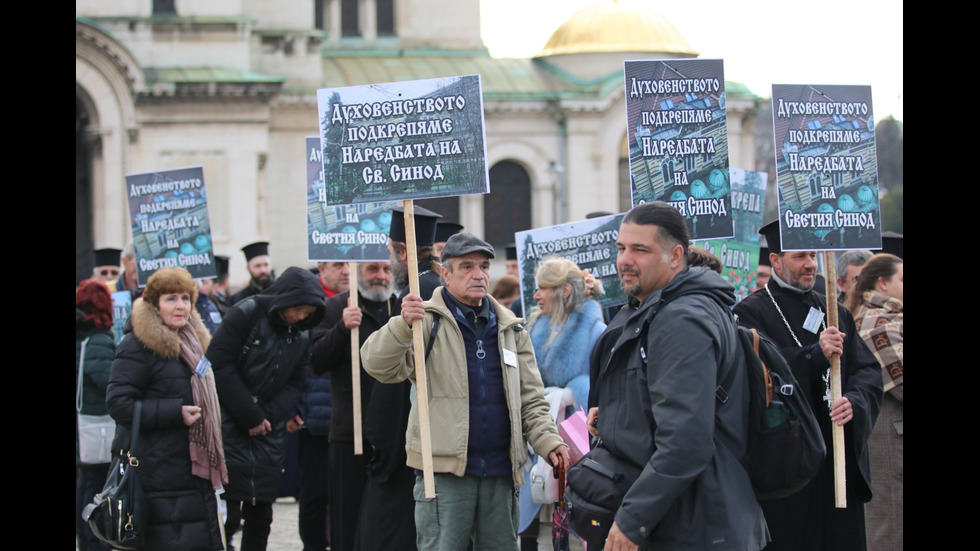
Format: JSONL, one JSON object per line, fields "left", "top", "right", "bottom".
{"left": 836, "top": 249, "right": 873, "bottom": 280}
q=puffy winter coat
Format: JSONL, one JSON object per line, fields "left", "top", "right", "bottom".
{"left": 105, "top": 300, "right": 223, "bottom": 551}
{"left": 207, "top": 266, "right": 326, "bottom": 503}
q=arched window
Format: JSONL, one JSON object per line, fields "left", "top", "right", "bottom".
{"left": 485, "top": 161, "right": 531, "bottom": 247}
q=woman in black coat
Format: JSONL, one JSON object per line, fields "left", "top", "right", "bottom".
{"left": 207, "top": 266, "right": 326, "bottom": 551}
{"left": 106, "top": 267, "right": 227, "bottom": 551}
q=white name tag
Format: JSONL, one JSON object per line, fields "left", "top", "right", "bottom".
{"left": 503, "top": 349, "right": 518, "bottom": 368}
{"left": 803, "top": 307, "right": 823, "bottom": 334}
{"left": 195, "top": 357, "right": 211, "bottom": 378}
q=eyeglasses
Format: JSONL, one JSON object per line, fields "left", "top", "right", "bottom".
{"left": 99, "top": 268, "right": 120, "bottom": 277}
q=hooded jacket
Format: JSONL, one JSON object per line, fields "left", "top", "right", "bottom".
{"left": 207, "top": 266, "right": 326, "bottom": 503}
{"left": 105, "top": 299, "right": 223, "bottom": 550}
{"left": 594, "top": 267, "right": 769, "bottom": 550}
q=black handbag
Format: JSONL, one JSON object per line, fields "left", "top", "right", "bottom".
{"left": 83, "top": 400, "right": 145, "bottom": 550}
{"left": 564, "top": 444, "right": 643, "bottom": 547}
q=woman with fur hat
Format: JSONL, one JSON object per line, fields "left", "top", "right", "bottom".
{"left": 106, "top": 267, "right": 227, "bottom": 550}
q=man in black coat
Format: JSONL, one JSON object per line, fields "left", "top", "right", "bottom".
{"left": 311, "top": 261, "right": 397, "bottom": 551}
{"left": 208, "top": 266, "right": 326, "bottom": 551}
{"left": 733, "top": 221, "right": 883, "bottom": 551}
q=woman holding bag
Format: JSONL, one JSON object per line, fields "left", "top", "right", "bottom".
{"left": 76, "top": 280, "right": 117, "bottom": 551}
{"left": 106, "top": 267, "right": 227, "bottom": 550}
{"left": 519, "top": 257, "right": 606, "bottom": 551}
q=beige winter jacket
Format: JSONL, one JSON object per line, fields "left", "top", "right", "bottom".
{"left": 361, "top": 287, "right": 564, "bottom": 487}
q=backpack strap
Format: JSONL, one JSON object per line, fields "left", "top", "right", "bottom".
{"left": 424, "top": 316, "right": 441, "bottom": 361}
{"left": 235, "top": 299, "right": 262, "bottom": 363}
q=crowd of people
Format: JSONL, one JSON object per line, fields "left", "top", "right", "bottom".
{"left": 77, "top": 202, "right": 901, "bottom": 551}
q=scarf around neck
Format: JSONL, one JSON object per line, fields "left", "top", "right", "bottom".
{"left": 855, "top": 290, "right": 903, "bottom": 396}
{"left": 178, "top": 324, "right": 228, "bottom": 489}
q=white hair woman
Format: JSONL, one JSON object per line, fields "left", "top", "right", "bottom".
{"left": 520, "top": 257, "right": 606, "bottom": 550}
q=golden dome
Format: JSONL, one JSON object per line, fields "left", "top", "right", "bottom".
{"left": 536, "top": 0, "right": 697, "bottom": 57}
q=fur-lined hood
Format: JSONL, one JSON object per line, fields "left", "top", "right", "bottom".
{"left": 127, "top": 297, "right": 212, "bottom": 359}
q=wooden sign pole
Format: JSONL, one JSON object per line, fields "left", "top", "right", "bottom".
{"left": 823, "top": 251, "right": 846, "bottom": 508}
{"left": 349, "top": 261, "right": 363, "bottom": 456}
{"left": 404, "top": 200, "right": 436, "bottom": 498}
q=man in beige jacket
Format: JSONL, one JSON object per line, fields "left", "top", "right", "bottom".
{"left": 362, "top": 233, "right": 569, "bottom": 551}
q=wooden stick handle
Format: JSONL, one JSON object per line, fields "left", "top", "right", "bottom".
{"left": 823, "top": 251, "right": 846, "bottom": 508}
{"left": 350, "top": 261, "right": 362, "bottom": 456}
{"left": 404, "top": 200, "right": 436, "bottom": 498}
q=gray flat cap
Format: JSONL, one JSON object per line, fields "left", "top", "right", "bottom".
{"left": 440, "top": 233, "right": 495, "bottom": 262}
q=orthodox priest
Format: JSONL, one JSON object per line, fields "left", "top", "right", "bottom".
{"left": 733, "top": 221, "right": 882, "bottom": 551}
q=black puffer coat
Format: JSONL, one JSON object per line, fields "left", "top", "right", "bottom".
{"left": 106, "top": 300, "right": 223, "bottom": 551}
{"left": 207, "top": 266, "right": 326, "bottom": 503}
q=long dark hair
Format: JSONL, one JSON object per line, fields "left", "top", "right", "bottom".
{"left": 845, "top": 253, "right": 902, "bottom": 313}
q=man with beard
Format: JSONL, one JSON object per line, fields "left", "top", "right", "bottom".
{"left": 733, "top": 221, "right": 882, "bottom": 551}
{"left": 585, "top": 202, "right": 768, "bottom": 551}
{"left": 311, "top": 261, "right": 397, "bottom": 551}
{"left": 387, "top": 205, "right": 442, "bottom": 300}
{"left": 230, "top": 241, "right": 275, "bottom": 304}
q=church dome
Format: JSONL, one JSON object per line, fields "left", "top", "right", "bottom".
{"left": 536, "top": 0, "right": 697, "bottom": 57}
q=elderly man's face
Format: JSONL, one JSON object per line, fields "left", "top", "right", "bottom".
{"left": 93, "top": 265, "right": 120, "bottom": 283}
{"left": 756, "top": 265, "right": 772, "bottom": 291}
{"left": 441, "top": 253, "right": 491, "bottom": 307}
{"left": 358, "top": 262, "right": 394, "bottom": 302}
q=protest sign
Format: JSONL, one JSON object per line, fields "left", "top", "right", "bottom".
{"left": 126, "top": 166, "right": 216, "bottom": 285}
{"left": 691, "top": 168, "right": 768, "bottom": 302}
{"left": 306, "top": 137, "right": 397, "bottom": 261}
{"left": 625, "top": 58, "right": 733, "bottom": 240}
{"left": 316, "top": 75, "right": 489, "bottom": 206}
{"left": 771, "top": 84, "right": 881, "bottom": 251}
{"left": 515, "top": 213, "right": 626, "bottom": 317}
{"left": 111, "top": 291, "right": 132, "bottom": 345}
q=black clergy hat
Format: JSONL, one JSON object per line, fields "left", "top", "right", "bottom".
{"left": 758, "top": 246, "right": 771, "bottom": 266}
{"left": 758, "top": 220, "right": 783, "bottom": 254}
{"left": 389, "top": 205, "right": 441, "bottom": 246}
{"left": 241, "top": 241, "right": 270, "bottom": 262}
{"left": 94, "top": 248, "right": 121, "bottom": 267}
{"left": 877, "top": 231, "right": 903, "bottom": 259}
{"left": 505, "top": 244, "right": 518, "bottom": 261}
{"left": 215, "top": 255, "right": 230, "bottom": 277}
{"left": 435, "top": 221, "right": 464, "bottom": 243}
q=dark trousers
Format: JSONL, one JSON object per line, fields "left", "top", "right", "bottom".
{"left": 298, "top": 430, "right": 331, "bottom": 551}
{"left": 328, "top": 440, "right": 368, "bottom": 551}
{"left": 225, "top": 499, "right": 274, "bottom": 551}
{"left": 76, "top": 463, "right": 109, "bottom": 551}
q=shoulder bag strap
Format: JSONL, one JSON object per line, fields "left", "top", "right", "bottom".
{"left": 76, "top": 337, "right": 90, "bottom": 413}
{"left": 128, "top": 400, "right": 142, "bottom": 459}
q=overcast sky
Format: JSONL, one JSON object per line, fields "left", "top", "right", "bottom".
{"left": 480, "top": 0, "right": 904, "bottom": 121}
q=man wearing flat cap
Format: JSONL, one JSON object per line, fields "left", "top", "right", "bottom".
{"left": 362, "top": 232, "right": 569, "bottom": 551}
{"left": 231, "top": 241, "right": 275, "bottom": 305}
{"left": 733, "top": 220, "right": 882, "bottom": 551}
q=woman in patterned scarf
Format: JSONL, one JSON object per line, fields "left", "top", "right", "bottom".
{"left": 106, "top": 266, "right": 227, "bottom": 550}
{"left": 846, "top": 253, "right": 903, "bottom": 551}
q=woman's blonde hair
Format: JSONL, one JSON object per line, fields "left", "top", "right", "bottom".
{"left": 529, "top": 257, "right": 598, "bottom": 331}
{"left": 142, "top": 266, "right": 198, "bottom": 310}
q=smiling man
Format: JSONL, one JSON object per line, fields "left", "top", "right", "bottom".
{"left": 733, "top": 220, "right": 882, "bottom": 551}
{"left": 361, "top": 232, "right": 568, "bottom": 551}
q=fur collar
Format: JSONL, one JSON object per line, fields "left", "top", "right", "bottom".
{"left": 528, "top": 299, "right": 603, "bottom": 379}
{"left": 130, "top": 298, "right": 212, "bottom": 359}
